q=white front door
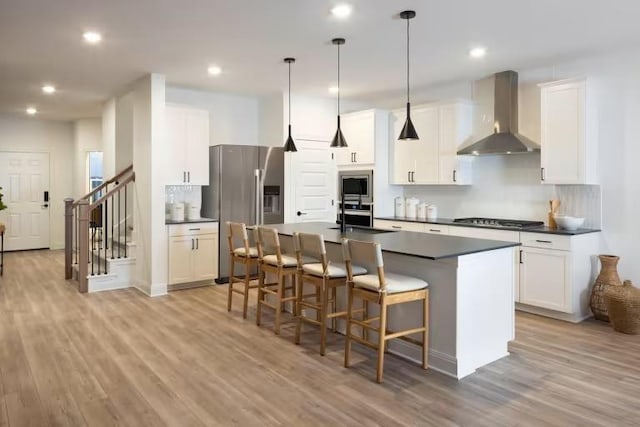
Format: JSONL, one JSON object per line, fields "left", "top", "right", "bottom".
{"left": 290, "top": 140, "right": 336, "bottom": 223}
{"left": 0, "top": 152, "right": 50, "bottom": 250}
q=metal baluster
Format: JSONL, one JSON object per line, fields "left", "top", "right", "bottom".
{"left": 91, "top": 215, "right": 95, "bottom": 276}
{"left": 111, "top": 193, "right": 115, "bottom": 259}
{"left": 104, "top": 199, "right": 108, "bottom": 274}
{"left": 124, "top": 185, "right": 128, "bottom": 258}
{"left": 118, "top": 190, "right": 121, "bottom": 259}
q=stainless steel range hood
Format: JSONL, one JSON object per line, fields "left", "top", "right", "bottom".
{"left": 458, "top": 70, "right": 539, "bottom": 155}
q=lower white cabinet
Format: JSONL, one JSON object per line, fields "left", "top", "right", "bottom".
{"left": 168, "top": 222, "right": 218, "bottom": 285}
{"left": 519, "top": 246, "right": 571, "bottom": 312}
{"left": 374, "top": 219, "right": 425, "bottom": 232}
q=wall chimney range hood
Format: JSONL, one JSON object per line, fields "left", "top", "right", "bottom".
{"left": 458, "top": 70, "right": 540, "bottom": 155}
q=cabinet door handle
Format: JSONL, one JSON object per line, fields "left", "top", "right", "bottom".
{"left": 391, "top": 225, "right": 402, "bottom": 229}
{"left": 196, "top": 238, "right": 199, "bottom": 250}
{"left": 429, "top": 229, "right": 441, "bottom": 233}
{"left": 407, "top": 171, "right": 411, "bottom": 183}
{"left": 411, "top": 171, "right": 415, "bottom": 182}
{"left": 187, "top": 171, "right": 191, "bottom": 183}
{"left": 183, "top": 171, "right": 187, "bottom": 183}
{"left": 541, "top": 167, "right": 545, "bottom": 181}
{"left": 453, "top": 170, "right": 457, "bottom": 183}
{"left": 535, "top": 239, "right": 553, "bottom": 244}
{"left": 354, "top": 152, "right": 357, "bottom": 163}
{"left": 189, "top": 228, "right": 201, "bottom": 231}
{"left": 519, "top": 249, "right": 524, "bottom": 264}
{"left": 191, "top": 238, "right": 194, "bottom": 250}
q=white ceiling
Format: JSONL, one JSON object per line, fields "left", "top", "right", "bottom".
{"left": 1, "top": 0, "right": 640, "bottom": 120}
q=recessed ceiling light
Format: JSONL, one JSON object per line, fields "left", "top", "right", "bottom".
{"left": 42, "top": 85, "right": 56, "bottom": 94}
{"left": 469, "top": 47, "right": 487, "bottom": 59}
{"left": 328, "top": 86, "right": 339, "bottom": 94}
{"left": 83, "top": 31, "right": 102, "bottom": 44}
{"left": 26, "top": 107, "right": 37, "bottom": 115}
{"left": 331, "top": 4, "right": 352, "bottom": 19}
{"left": 207, "top": 65, "right": 222, "bottom": 76}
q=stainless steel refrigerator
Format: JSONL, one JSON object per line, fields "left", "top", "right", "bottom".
{"left": 202, "top": 145, "right": 284, "bottom": 282}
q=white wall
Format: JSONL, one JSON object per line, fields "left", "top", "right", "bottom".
{"left": 0, "top": 114, "right": 74, "bottom": 249}
{"left": 102, "top": 99, "right": 116, "bottom": 178}
{"left": 131, "top": 74, "right": 167, "bottom": 296}
{"left": 115, "top": 92, "right": 134, "bottom": 172}
{"left": 72, "top": 118, "right": 102, "bottom": 198}
{"left": 384, "top": 49, "right": 640, "bottom": 283}
{"left": 166, "top": 86, "right": 259, "bottom": 146}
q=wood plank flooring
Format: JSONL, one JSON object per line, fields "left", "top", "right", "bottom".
{"left": 0, "top": 250, "right": 639, "bottom": 426}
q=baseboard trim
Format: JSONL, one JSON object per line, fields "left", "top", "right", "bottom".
{"left": 516, "top": 303, "right": 592, "bottom": 323}
{"left": 387, "top": 338, "right": 459, "bottom": 379}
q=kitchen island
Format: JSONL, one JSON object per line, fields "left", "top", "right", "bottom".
{"left": 266, "top": 222, "right": 520, "bottom": 379}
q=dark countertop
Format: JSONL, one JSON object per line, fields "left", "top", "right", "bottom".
{"left": 375, "top": 216, "right": 601, "bottom": 236}
{"left": 165, "top": 217, "right": 218, "bottom": 225}
{"left": 262, "top": 222, "right": 520, "bottom": 261}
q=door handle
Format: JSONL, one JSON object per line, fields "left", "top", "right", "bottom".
{"left": 191, "top": 238, "right": 194, "bottom": 250}
{"left": 296, "top": 211, "right": 307, "bottom": 216}
{"left": 519, "top": 249, "right": 524, "bottom": 264}
{"left": 391, "top": 225, "right": 402, "bottom": 229}
{"left": 428, "top": 229, "right": 441, "bottom": 232}
{"left": 187, "top": 171, "right": 191, "bottom": 183}
{"left": 541, "top": 167, "right": 545, "bottom": 181}
{"left": 453, "top": 170, "right": 457, "bottom": 183}
{"left": 535, "top": 239, "right": 553, "bottom": 244}
{"left": 196, "top": 238, "right": 199, "bottom": 250}
{"left": 354, "top": 152, "right": 357, "bottom": 163}
{"left": 407, "top": 171, "right": 411, "bottom": 183}
{"left": 411, "top": 171, "right": 415, "bottom": 182}
{"left": 183, "top": 171, "right": 187, "bottom": 183}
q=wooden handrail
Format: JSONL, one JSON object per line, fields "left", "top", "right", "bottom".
{"left": 89, "top": 172, "right": 135, "bottom": 209}
{"left": 73, "top": 164, "right": 133, "bottom": 207}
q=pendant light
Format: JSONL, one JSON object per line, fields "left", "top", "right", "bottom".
{"left": 283, "top": 57, "right": 297, "bottom": 152}
{"left": 330, "top": 38, "right": 348, "bottom": 148}
{"left": 399, "top": 10, "right": 419, "bottom": 140}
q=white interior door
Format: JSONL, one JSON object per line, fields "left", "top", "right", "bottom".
{"left": 0, "top": 152, "right": 50, "bottom": 250}
{"left": 291, "top": 140, "right": 336, "bottom": 223}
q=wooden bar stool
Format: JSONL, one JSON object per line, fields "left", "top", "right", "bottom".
{"left": 293, "top": 232, "right": 366, "bottom": 355}
{"left": 256, "top": 226, "right": 305, "bottom": 335}
{"left": 342, "top": 238, "right": 430, "bottom": 384}
{"left": 227, "top": 222, "right": 260, "bottom": 319}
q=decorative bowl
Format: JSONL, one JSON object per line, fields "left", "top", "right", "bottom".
{"left": 554, "top": 215, "right": 585, "bottom": 231}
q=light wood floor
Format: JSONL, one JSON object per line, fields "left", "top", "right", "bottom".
{"left": 0, "top": 250, "right": 639, "bottom": 426}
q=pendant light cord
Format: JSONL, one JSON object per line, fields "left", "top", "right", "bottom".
{"left": 406, "top": 16, "right": 410, "bottom": 104}
{"left": 337, "top": 43, "right": 341, "bottom": 116}
{"left": 288, "top": 61, "right": 292, "bottom": 126}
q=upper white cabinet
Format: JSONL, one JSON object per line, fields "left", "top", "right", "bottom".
{"left": 166, "top": 104, "right": 210, "bottom": 185}
{"left": 539, "top": 78, "right": 598, "bottom": 184}
{"left": 336, "top": 109, "right": 386, "bottom": 166}
{"left": 390, "top": 101, "right": 473, "bottom": 185}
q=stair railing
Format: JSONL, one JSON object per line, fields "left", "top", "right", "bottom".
{"left": 64, "top": 165, "right": 135, "bottom": 293}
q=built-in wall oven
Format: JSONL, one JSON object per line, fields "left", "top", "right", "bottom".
{"left": 338, "top": 170, "right": 374, "bottom": 227}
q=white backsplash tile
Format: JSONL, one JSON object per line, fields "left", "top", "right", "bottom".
{"left": 165, "top": 186, "right": 202, "bottom": 206}
{"left": 554, "top": 185, "right": 602, "bottom": 228}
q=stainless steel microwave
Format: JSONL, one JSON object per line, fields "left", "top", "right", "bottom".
{"left": 339, "top": 170, "right": 373, "bottom": 203}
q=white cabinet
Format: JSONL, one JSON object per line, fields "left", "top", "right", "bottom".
{"left": 539, "top": 78, "right": 598, "bottom": 184}
{"left": 519, "top": 246, "right": 571, "bottom": 312}
{"left": 336, "top": 109, "right": 384, "bottom": 166}
{"left": 168, "top": 222, "right": 218, "bottom": 286}
{"left": 517, "top": 231, "right": 600, "bottom": 321}
{"left": 390, "top": 101, "right": 472, "bottom": 185}
{"left": 166, "top": 104, "right": 210, "bottom": 185}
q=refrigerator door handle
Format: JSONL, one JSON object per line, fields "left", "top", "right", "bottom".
{"left": 254, "top": 169, "right": 262, "bottom": 225}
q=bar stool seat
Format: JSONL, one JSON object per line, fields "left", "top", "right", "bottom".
{"left": 353, "top": 272, "right": 427, "bottom": 294}
{"left": 233, "top": 247, "right": 258, "bottom": 257}
{"left": 302, "top": 262, "right": 366, "bottom": 279}
{"left": 262, "top": 254, "right": 317, "bottom": 267}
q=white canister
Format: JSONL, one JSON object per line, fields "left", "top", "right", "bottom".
{"left": 394, "top": 197, "right": 406, "bottom": 218}
{"left": 426, "top": 205, "right": 438, "bottom": 220}
{"left": 171, "top": 202, "right": 185, "bottom": 222}
{"left": 405, "top": 198, "right": 419, "bottom": 219}
{"left": 186, "top": 203, "right": 201, "bottom": 220}
{"left": 418, "top": 202, "right": 430, "bottom": 220}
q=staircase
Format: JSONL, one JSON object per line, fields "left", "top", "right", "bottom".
{"left": 64, "top": 165, "right": 136, "bottom": 293}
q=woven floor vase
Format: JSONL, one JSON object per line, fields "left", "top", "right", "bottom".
{"left": 605, "top": 281, "right": 640, "bottom": 334}
{"left": 590, "top": 255, "right": 622, "bottom": 322}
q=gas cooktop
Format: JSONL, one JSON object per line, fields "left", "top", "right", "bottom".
{"left": 453, "top": 217, "right": 544, "bottom": 229}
